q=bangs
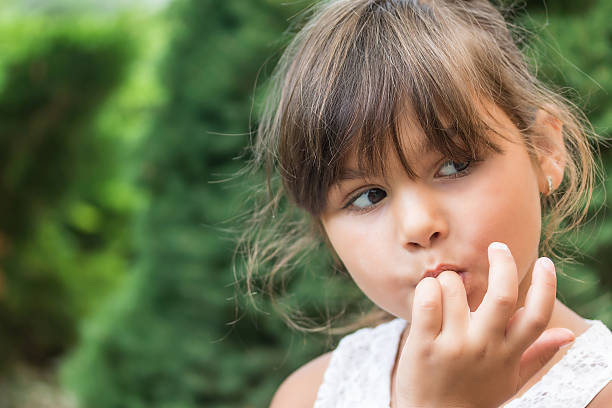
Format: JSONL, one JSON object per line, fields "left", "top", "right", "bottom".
{"left": 273, "top": 0, "right": 521, "bottom": 215}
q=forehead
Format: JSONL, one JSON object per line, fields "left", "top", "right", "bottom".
{"left": 339, "top": 120, "right": 432, "bottom": 179}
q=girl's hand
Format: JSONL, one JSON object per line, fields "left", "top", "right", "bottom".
{"left": 394, "top": 242, "right": 575, "bottom": 408}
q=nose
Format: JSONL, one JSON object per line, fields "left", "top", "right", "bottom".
{"left": 393, "top": 185, "right": 448, "bottom": 250}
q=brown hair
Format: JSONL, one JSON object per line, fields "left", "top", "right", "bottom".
{"left": 235, "top": 0, "right": 603, "bottom": 333}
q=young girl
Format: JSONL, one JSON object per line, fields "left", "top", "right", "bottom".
{"left": 238, "top": 0, "right": 612, "bottom": 406}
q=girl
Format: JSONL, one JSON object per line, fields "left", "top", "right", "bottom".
{"left": 238, "top": 0, "right": 612, "bottom": 406}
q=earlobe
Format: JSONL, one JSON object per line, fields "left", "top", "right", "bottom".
{"left": 532, "top": 108, "right": 566, "bottom": 195}
{"left": 541, "top": 158, "right": 565, "bottom": 194}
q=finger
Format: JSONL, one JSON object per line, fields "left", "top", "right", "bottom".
{"left": 507, "top": 257, "right": 558, "bottom": 351}
{"left": 517, "top": 327, "right": 575, "bottom": 387}
{"left": 437, "top": 270, "right": 469, "bottom": 336}
{"left": 410, "top": 277, "right": 443, "bottom": 341}
{"left": 473, "top": 242, "right": 518, "bottom": 338}
{"left": 505, "top": 305, "right": 526, "bottom": 335}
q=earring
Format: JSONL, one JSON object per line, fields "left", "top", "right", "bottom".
{"left": 546, "top": 175, "right": 553, "bottom": 195}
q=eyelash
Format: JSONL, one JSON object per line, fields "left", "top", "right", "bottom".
{"left": 343, "top": 159, "right": 479, "bottom": 213}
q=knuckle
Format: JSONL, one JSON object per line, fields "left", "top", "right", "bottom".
{"left": 441, "top": 342, "right": 464, "bottom": 359}
{"left": 501, "top": 347, "right": 516, "bottom": 365}
{"left": 416, "top": 342, "right": 435, "bottom": 360}
{"left": 419, "top": 298, "right": 439, "bottom": 311}
{"left": 537, "top": 349, "right": 555, "bottom": 368}
{"left": 494, "top": 294, "right": 515, "bottom": 309}
{"left": 469, "top": 341, "right": 489, "bottom": 360}
{"left": 527, "top": 314, "right": 549, "bottom": 332}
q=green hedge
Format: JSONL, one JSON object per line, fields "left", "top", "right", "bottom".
{"left": 62, "top": 1, "right": 612, "bottom": 407}
{"left": 0, "top": 15, "right": 145, "bottom": 371}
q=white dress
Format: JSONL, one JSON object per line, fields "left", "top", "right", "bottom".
{"left": 314, "top": 318, "right": 612, "bottom": 408}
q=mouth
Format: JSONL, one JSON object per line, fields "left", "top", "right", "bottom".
{"left": 423, "top": 264, "right": 466, "bottom": 281}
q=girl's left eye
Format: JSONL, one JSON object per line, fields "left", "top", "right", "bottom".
{"left": 436, "top": 160, "right": 471, "bottom": 178}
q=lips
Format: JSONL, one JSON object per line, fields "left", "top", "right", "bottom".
{"left": 422, "top": 264, "right": 466, "bottom": 280}
{"left": 421, "top": 264, "right": 470, "bottom": 298}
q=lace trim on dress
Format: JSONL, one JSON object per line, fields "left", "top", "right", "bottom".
{"left": 314, "top": 318, "right": 407, "bottom": 408}
{"left": 314, "top": 318, "right": 612, "bottom": 408}
{"left": 504, "top": 319, "right": 612, "bottom": 408}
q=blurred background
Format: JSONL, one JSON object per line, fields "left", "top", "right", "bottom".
{"left": 0, "top": 0, "right": 610, "bottom": 407}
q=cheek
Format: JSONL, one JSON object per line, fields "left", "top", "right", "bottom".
{"left": 322, "top": 215, "right": 413, "bottom": 318}
{"left": 323, "top": 216, "right": 373, "bottom": 277}
{"left": 465, "top": 159, "right": 542, "bottom": 279}
{"left": 324, "top": 215, "right": 387, "bottom": 282}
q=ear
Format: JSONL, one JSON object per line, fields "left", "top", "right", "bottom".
{"left": 532, "top": 108, "right": 566, "bottom": 195}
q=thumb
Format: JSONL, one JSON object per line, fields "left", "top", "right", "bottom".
{"left": 517, "top": 328, "right": 575, "bottom": 387}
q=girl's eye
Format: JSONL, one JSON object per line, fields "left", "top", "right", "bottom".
{"left": 347, "top": 188, "right": 387, "bottom": 210}
{"left": 436, "top": 160, "right": 471, "bottom": 178}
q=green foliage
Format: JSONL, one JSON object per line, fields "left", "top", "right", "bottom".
{"left": 521, "top": 0, "right": 612, "bottom": 324}
{"left": 62, "top": 1, "right": 334, "bottom": 407}
{"left": 0, "top": 16, "right": 144, "bottom": 369}
{"left": 62, "top": 1, "right": 612, "bottom": 407}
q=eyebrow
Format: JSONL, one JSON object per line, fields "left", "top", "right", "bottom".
{"left": 338, "top": 168, "right": 370, "bottom": 181}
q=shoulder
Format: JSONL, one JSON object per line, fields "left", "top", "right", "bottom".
{"left": 269, "top": 352, "right": 332, "bottom": 408}
{"left": 586, "top": 380, "right": 612, "bottom": 408}
{"left": 269, "top": 318, "right": 404, "bottom": 408}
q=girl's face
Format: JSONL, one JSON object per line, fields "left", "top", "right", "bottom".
{"left": 320, "top": 104, "right": 554, "bottom": 321}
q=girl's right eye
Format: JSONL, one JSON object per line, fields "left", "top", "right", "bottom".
{"left": 345, "top": 188, "right": 387, "bottom": 210}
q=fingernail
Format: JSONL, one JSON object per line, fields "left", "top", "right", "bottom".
{"left": 538, "top": 257, "right": 555, "bottom": 274}
{"left": 560, "top": 339, "right": 575, "bottom": 349}
{"left": 489, "top": 242, "right": 509, "bottom": 252}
